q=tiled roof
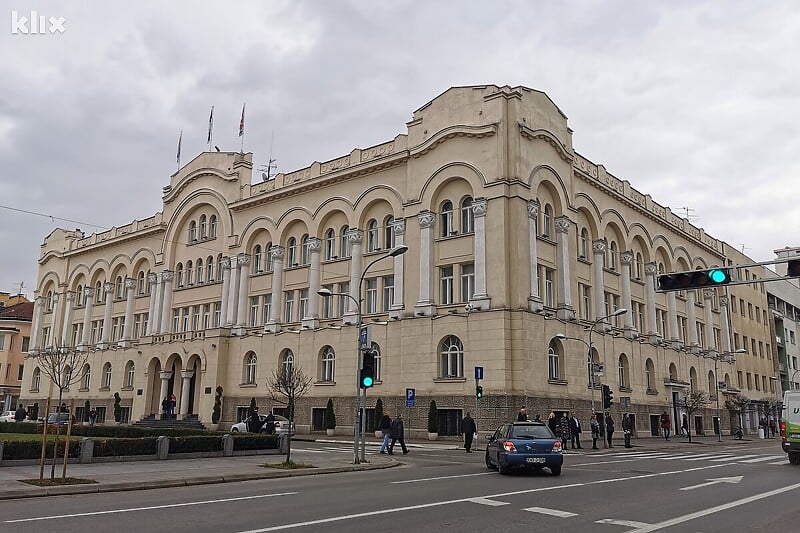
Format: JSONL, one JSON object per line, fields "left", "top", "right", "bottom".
{"left": 0, "top": 301, "right": 34, "bottom": 321}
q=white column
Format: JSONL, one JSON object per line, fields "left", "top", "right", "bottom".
{"left": 151, "top": 274, "right": 163, "bottom": 336}
{"left": 667, "top": 292, "right": 680, "bottom": 347}
{"left": 720, "top": 295, "right": 732, "bottom": 353}
{"left": 345, "top": 229, "right": 363, "bottom": 324}
{"left": 219, "top": 257, "right": 231, "bottom": 328}
{"left": 60, "top": 291, "right": 76, "bottom": 347}
{"left": 703, "top": 288, "right": 716, "bottom": 354}
{"left": 470, "top": 198, "right": 491, "bottom": 310}
{"left": 415, "top": 210, "right": 435, "bottom": 317}
{"left": 644, "top": 262, "right": 660, "bottom": 342}
{"left": 146, "top": 273, "right": 158, "bottom": 336}
{"left": 158, "top": 370, "right": 172, "bottom": 420}
{"left": 555, "top": 216, "right": 574, "bottom": 321}
{"left": 159, "top": 272, "right": 174, "bottom": 334}
{"left": 592, "top": 240, "right": 606, "bottom": 323}
{"left": 30, "top": 296, "right": 44, "bottom": 352}
{"left": 100, "top": 283, "right": 114, "bottom": 347}
{"left": 46, "top": 293, "right": 60, "bottom": 348}
{"left": 389, "top": 220, "right": 406, "bottom": 320}
{"left": 620, "top": 251, "right": 635, "bottom": 337}
{"left": 120, "top": 278, "right": 136, "bottom": 347}
{"left": 178, "top": 370, "right": 194, "bottom": 419}
{"left": 226, "top": 258, "right": 240, "bottom": 326}
{"left": 235, "top": 254, "right": 251, "bottom": 329}
{"left": 686, "top": 289, "right": 699, "bottom": 350}
{"left": 80, "top": 287, "right": 95, "bottom": 347}
{"left": 527, "top": 201, "right": 542, "bottom": 312}
{"left": 265, "top": 246, "right": 284, "bottom": 333}
{"left": 303, "top": 238, "right": 322, "bottom": 329}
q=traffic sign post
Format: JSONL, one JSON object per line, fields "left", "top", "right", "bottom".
{"left": 405, "top": 388, "right": 415, "bottom": 408}
{"left": 474, "top": 367, "right": 484, "bottom": 433}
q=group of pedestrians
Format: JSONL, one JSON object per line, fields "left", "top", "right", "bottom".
{"left": 378, "top": 413, "right": 408, "bottom": 455}
{"left": 759, "top": 417, "right": 777, "bottom": 438}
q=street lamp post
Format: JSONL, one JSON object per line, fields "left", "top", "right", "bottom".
{"left": 318, "top": 244, "right": 408, "bottom": 464}
{"left": 708, "top": 348, "right": 746, "bottom": 442}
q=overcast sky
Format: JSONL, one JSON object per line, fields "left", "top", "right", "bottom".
{"left": 2, "top": 0, "right": 799, "bottom": 298}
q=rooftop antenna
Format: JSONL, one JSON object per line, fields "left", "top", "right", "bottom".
{"left": 13, "top": 281, "right": 24, "bottom": 296}
{"left": 740, "top": 244, "right": 751, "bottom": 255}
{"left": 678, "top": 207, "right": 699, "bottom": 222}
{"left": 259, "top": 131, "right": 277, "bottom": 181}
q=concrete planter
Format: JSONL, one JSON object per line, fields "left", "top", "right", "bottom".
{"left": 326, "top": 428, "right": 335, "bottom": 436}
{"left": 427, "top": 432, "right": 438, "bottom": 441}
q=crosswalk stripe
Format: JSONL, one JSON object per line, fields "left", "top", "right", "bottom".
{"left": 684, "top": 454, "right": 734, "bottom": 461}
{"left": 769, "top": 460, "right": 786, "bottom": 465}
{"left": 469, "top": 498, "right": 509, "bottom": 507}
{"left": 523, "top": 507, "right": 577, "bottom": 518}
{"left": 657, "top": 454, "right": 716, "bottom": 461}
{"left": 739, "top": 455, "right": 786, "bottom": 463}
{"left": 710, "top": 454, "right": 760, "bottom": 462}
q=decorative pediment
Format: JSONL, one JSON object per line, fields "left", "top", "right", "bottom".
{"left": 518, "top": 124, "right": 573, "bottom": 163}
{"left": 409, "top": 124, "right": 497, "bottom": 158}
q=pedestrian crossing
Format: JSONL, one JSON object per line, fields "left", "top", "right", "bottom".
{"left": 596, "top": 450, "right": 787, "bottom": 465}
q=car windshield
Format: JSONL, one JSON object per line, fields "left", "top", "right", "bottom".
{"left": 510, "top": 426, "right": 553, "bottom": 439}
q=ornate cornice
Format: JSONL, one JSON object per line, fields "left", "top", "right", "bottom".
{"left": 518, "top": 124, "right": 573, "bottom": 163}
{"left": 409, "top": 124, "right": 497, "bottom": 159}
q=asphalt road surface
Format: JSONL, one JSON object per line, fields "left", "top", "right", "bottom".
{"left": 1, "top": 439, "right": 797, "bottom": 533}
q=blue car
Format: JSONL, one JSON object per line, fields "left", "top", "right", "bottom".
{"left": 485, "top": 421, "right": 563, "bottom": 476}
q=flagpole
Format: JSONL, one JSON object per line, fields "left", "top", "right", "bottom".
{"left": 207, "top": 105, "right": 214, "bottom": 152}
{"left": 239, "top": 102, "right": 246, "bottom": 153}
{"left": 176, "top": 130, "right": 182, "bottom": 170}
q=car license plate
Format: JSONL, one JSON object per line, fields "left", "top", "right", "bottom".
{"left": 526, "top": 457, "right": 545, "bottom": 464}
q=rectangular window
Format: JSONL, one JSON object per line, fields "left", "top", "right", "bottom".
{"left": 730, "top": 297, "right": 737, "bottom": 314}
{"left": 321, "top": 285, "right": 333, "bottom": 318}
{"left": 21, "top": 336, "right": 30, "bottom": 353}
{"left": 192, "top": 306, "right": 200, "bottom": 331}
{"left": 71, "top": 324, "right": 81, "bottom": 346}
{"left": 746, "top": 373, "right": 752, "bottom": 389}
{"left": 382, "top": 276, "right": 394, "bottom": 312}
{"left": 91, "top": 321, "right": 102, "bottom": 344}
{"left": 142, "top": 313, "right": 149, "bottom": 337}
{"left": 696, "top": 323, "right": 705, "bottom": 348}
{"left": 679, "top": 317, "right": 687, "bottom": 343}
{"left": 214, "top": 302, "right": 221, "bottom": 327}
{"left": 284, "top": 290, "right": 295, "bottom": 323}
{"left": 182, "top": 307, "right": 190, "bottom": 332}
{"left": 173, "top": 309, "right": 180, "bottom": 333}
{"left": 203, "top": 304, "right": 211, "bottom": 329}
{"left": 636, "top": 302, "right": 645, "bottom": 332}
{"left": 134, "top": 315, "right": 142, "bottom": 340}
{"left": 578, "top": 283, "right": 591, "bottom": 321}
{"left": 262, "top": 295, "right": 272, "bottom": 325}
{"left": 299, "top": 289, "right": 309, "bottom": 319}
{"left": 758, "top": 341, "right": 764, "bottom": 358}
{"left": 748, "top": 303, "right": 753, "bottom": 319}
{"left": 751, "top": 338, "right": 757, "bottom": 357}
{"left": 460, "top": 263, "right": 475, "bottom": 303}
{"left": 250, "top": 296, "right": 260, "bottom": 327}
{"left": 439, "top": 266, "right": 454, "bottom": 305}
{"left": 714, "top": 328, "right": 721, "bottom": 351}
{"left": 111, "top": 318, "right": 120, "bottom": 342}
{"left": 543, "top": 267, "right": 555, "bottom": 307}
{"left": 365, "top": 279, "right": 377, "bottom": 314}
{"left": 737, "top": 370, "right": 743, "bottom": 388}
{"left": 338, "top": 282, "right": 350, "bottom": 317}
{"left": 18, "top": 364, "right": 24, "bottom": 381}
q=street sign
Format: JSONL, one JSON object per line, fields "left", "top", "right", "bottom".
{"left": 405, "top": 388, "right": 415, "bottom": 408}
{"left": 358, "top": 325, "right": 370, "bottom": 349}
{"left": 593, "top": 363, "right": 605, "bottom": 376}
{"left": 718, "top": 381, "right": 728, "bottom": 391}
{"left": 475, "top": 366, "right": 484, "bottom": 380}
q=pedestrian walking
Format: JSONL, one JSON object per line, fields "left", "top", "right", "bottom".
{"left": 660, "top": 411, "right": 671, "bottom": 441}
{"left": 547, "top": 412, "right": 557, "bottom": 436}
{"left": 264, "top": 412, "right": 276, "bottom": 434}
{"left": 605, "top": 414, "right": 615, "bottom": 447}
{"left": 161, "top": 397, "right": 170, "bottom": 418}
{"left": 569, "top": 414, "right": 583, "bottom": 449}
{"left": 769, "top": 418, "right": 777, "bottom": 438}
{"left": 517, "top": 407, "right": 528, "bottom": 421}
{"left": 460, "top": 412, "right": 477, "bottom": 453}
{"left": 681, "top": 414, "right": 689, "bottom": 437}
{"left": 622, "top": 413, "right": 633, "bottom": 448}
{"left": 558, "top": 413, "right": 571, "bottom": 449}
{"left": 378, "top": 413, "right": 392, "bottom": 454}
{"left": 590, "top": 413, "right": 600, "bottom": 449}
{"left": 88, "top": 408, "right": 97, "bottom": 426}
{"left": 388, "top": 413, "right": 408, "bottom": 455}
{"left": 14, "top": 404, "right": 27, "bottom": 422}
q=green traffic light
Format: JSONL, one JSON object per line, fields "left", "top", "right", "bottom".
{"left": 362, "top": 376, "right": 374, "bottom": 388}
{"left": 708, "top": 269, "right": 727, "bottom": 284}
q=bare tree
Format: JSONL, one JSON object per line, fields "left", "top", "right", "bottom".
{"left": 266, "top": 363, "right": 312, "bottom": 463}
{"left": 726, "top": 393, "right": 751, "bottom": 437}
{"left": 681, "top": 391, "right": 710, "bottom": 443}
{"left": 29, "top": 343, "right": 89, "bottom": 481}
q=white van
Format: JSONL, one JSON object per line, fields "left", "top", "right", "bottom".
{"left": 780, "top": 391, "right": 800, "bottom": 464}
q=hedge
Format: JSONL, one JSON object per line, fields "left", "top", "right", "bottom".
{"left": 3, "top": 439, "right": 81, "bottom": 461}
{"left": 232, "top": 434, "right": 279, "bottom": 451}
{"left": 93, "top": 437, "right": 158, "bottom": 457}
{"left": 0, "top": 422, "right": 209, "bottom": 438}
{"left": 168, "top": 436, "right": 223, "bottom": 454}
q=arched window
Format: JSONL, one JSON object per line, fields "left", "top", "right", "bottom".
{"left": 324, "top": 229, "right": 336, "bottom": 260}
{"left": 32, "top": 367, "right": 41, "bottom": 390}
{"left": 708, "top": 370, "right": 716, "bottom": 397}
{"left": 340, "top": 226, "right": 351, "bottom": 258}
{"left": 76, "top": 285, "right": 84, "bottom": 306}
{"left": 115, "top": 276, "right": 124, "bottom": 299}
{"left": 102, "top": 362, "right": 112, "bottom": 389}
{"left": 440, "top": 200, "right": 454, "bottom": 237}
{"left": 440, "top": 335, "right": 464, "bottom": 378}
{"left": 579, "top": 228, "right": 589, "bottom": 259}
{"left": 186, "top": 260, "right": 194, "bottom": 286}
{"left": 244, "top": 352, "right": 257, "bottom": 385}
{"left": 46, "top": 290, "right": 53, "bottom": 311}
{"left": 207, "top": 255, "right": 215, "bottom": 282}
{"left": 548, "top": 340, "right": 561, "bottom": 380}
{"left": 645, "top": 358, "right": 655, "bottom": 390}
{"left": 209, "top": 215, "right": 217, "bottom": 238}
{"left": 196, "top": 259, "right": 204, "bottom": 284}
{"left": 383, "top": 216, "right": 395, "bottom": 250}
{"left": 669, "top": 363, "right": 678, "bottom": 381}
{"left": 635, "top": 252, "right": 643, "bottom": 280}
{"left": 609, "top": 241, "right": 618, "bottom": 271}
{"left": 366, "top": 220, "right": 379, "bottom": 252}
{"left": 188, "top": 220, "right": 197, "bottom": 243}
{"left": 265, "top": 244, "right": 275, "bottom": 272}
{"left": 287, "top": 237, "right": 297, "bottom": 267}
{"left": 253, "top": 245, "right": 262, "bottom": 272}
{"left": 137, "top": 271, "right": 145, "bottom": 295}
{"left": 542, "top": 204, "right": 553, "bottom": 238}
{"left": 81, "top": 364, "right": 91, "bottom": 389}
{"left": 281, "top": 349, "right": 294, "bottom": 377}
{"left": 321, "top": 346, "right": 335, "bottom": 382}
{"left": 618, "top": 354, "right": 630, "bottom": 389}
{"left": 125, "top": 361, "right": 135, "bottom": 388}
{"left": 460, "top": 196, "right": 474, "bottom": 234}
{"left": 371, "top": 342, "right": 382, "bottom": 382}
{"left": 300, "top": 234, "right": 310, "bottom": 265}
{"left": 689, "top": 366, "right": 698, "bottom": 393}
{"left": 199, "top": 214, "right": 207, "bottom": 239}
{"left": 95, "top": 281, "right": 103, "bottom": 303}
{"left": 176, "top": 263, "right": 184, "bottom": 288}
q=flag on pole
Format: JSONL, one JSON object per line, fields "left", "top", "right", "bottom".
{"left": 176, "top": 130, "right": 182, "bottom": 166}
{"left": 239, "top": 103, "right": 246, "bottom": 137}
{"left": 207, "top": 106, "right": 214, "bottom": 148}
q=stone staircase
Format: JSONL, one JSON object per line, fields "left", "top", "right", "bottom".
{"left": 132, "top": 414, "right": 206, "bottom": 430}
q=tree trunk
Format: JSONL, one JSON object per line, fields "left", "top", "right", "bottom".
{"left": 38, "top": 397, "right": 51, "bottom": 482}
{"left": 50, "top": 390, "right": 63, "bottom": 480}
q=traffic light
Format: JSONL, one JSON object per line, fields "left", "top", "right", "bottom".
{"left": 360, "top": 350, "right": 375, "bottom": 389}
{"left": 475, "top": 385, "right": 483, "bottom": 399}
{"left": 788, "top": 259, "right": 800, "bottom": 278}
{"left": 602, "top": 385, "right": 614, "bottom": 409}
{"left": 657, "top": 267, "right": 733, "bottom": 292}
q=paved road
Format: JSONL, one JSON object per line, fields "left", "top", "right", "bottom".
{"left": 0, "top": 439, "right": 797, "bottom": 532}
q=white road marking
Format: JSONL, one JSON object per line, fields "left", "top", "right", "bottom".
{"left": 679, "top": 475, "right": 743, "bottom": 491}
{"left": 523, "top": 506, "right": 577, "bottom": 517}
{"left": 709, "top": 454, "right": 760, "bottom": 462}
{"left": 684, "top": 454, "right": 733, "bottom": 461}
{"left": 469, "top": 498, "right": 509, "bottom": 507}
{"left": 392, "top": 472, "right": 493, "bottom": 484}
{"left": 4, "top": 492, "right": 299, "bottom": 523}
{"left": 657, "top": 454, "right": 716, "bottom": 461}
{"left": 628, "top": 482, "right": 800, "bottom": 533}
{"left": 768, "top": 460, "right": 786, "bottom": 465}
{"left": 739, "top": 455, "right": 785, "bottom": 463}
{"left": 570, "top": 459, "right": 646, "bottom": 466}
{"left": 596, "top": 518, "right": 652, "bottom": 528}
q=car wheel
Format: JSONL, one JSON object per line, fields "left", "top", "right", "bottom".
{"left": 550, "top": 465, "right": 562, "bottom": 476}
{"left": 485, "top": 450, "right": 497, "bottom": 470}
{"left": 789, "top": 452, "right": 800, "bottom": 465}
{"left": 498, "top": 461, "right": 512, "bottom": 475}
{"left": 231, "top": 428, "right": 239, "bottom": 433}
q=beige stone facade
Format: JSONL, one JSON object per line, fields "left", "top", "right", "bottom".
{"left": 23, "top": 85, "right": 779, "bottom": 436}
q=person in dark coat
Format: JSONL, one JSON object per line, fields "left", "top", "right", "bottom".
{"left": 547, "top": 412, "right": 557, "bottom": 436}
{"left": 605, "top": 414, "right": 615, "bottom": 447}
{"left": 622, "top": 413, "right": 633, "bottom": 448}
{"left": 558, "top": 414, "right": 571, "bottom": 449}
{"left": 378, "top": 414, "right": 392, "bottom": 454}
{"left": 569, "top": 414, "right": 582, "bottom": 449}
{"left": 517, "top": 407, "right": 528, "bottom": 421}
{"left": 264, "top": 412, "right": 276, "bottom": 434}
{"left": 389, "top": 413, "right": 408, "bottom": 455}
{"left": 460, "top": 412, "right": 477, "bottom": 453}
{"left": 590, "top": 413, "right": 600, "bottom": 449}
{"left": 14, "top": 405, "right": 27, "bottom": 422}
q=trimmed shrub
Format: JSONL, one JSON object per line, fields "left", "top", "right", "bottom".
{"left": 212, "top": 386, "right": 223, "bottom": 424}
{"left": 2, "top": 439, "right": 81, "bottom": 461}
{"left": 427, "top": 400, "right": 439, "bottom": 433}
{"left": 93, "top": 438, "right": 159, "bottom": 457}
{"left": 324, "top": 398, "right": 336, "bottom": 430}
{"left": 371, "top": 398, "right": 384, "bottom": 432}
{"left": 113, "top": 393, "right": 122, "bottom": 423}
{"left": 232, "top": 434, "right": 279, "bottom": 451}
{"left": 169, "top": 435, "right": 223, "bottom": 454}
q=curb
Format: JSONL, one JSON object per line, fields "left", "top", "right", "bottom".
{"left": 0, "top": 459, "right": 399, "bottom": 501}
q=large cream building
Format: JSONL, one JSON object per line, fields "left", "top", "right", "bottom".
{"left": 23, "top": 85, "right": 779, "bottom": 436}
